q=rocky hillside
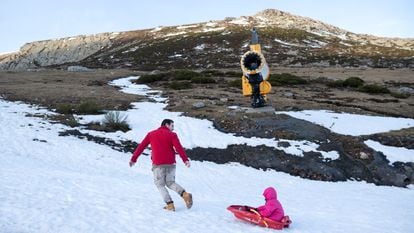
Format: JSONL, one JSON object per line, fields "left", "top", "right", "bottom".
{"left": 1, "top": 9, "right": 414, "bottom": 70}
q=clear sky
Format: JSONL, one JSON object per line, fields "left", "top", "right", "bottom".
{"left": 1, "top": 0, "right": 413, "bottom": 53}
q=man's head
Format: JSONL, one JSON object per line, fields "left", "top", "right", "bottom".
{"left": 161, "top": 119, "right": 174, "bottom": 131}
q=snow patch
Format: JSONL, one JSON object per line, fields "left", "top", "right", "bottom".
{"left": 274, "top": 38, "right": 300, "bottom": 47}
{"left": 203, "top": 27, "right": 225, "bottom": 32}
{"left": 150, "top": 26, "right": 163, "bottom": 32}
{"left": 340, "top": 41, "right": 353, "bottom": 47}
{"left": 205, "top": 22, "right": 217, "bottom": 27}
{"left": 177, "top": 24, "right": 198, "bottom": 30}
{"left": 276, "top": 110, "right": 414, "bottom": 136}
{"left": 303, "top": 39, "right": 327, "bottom": 48}
{"left": 229, "top": 17, "right": 249, "bottom": 25}
{"left": 168, "top": 54, "right": 183, "bottom": 59}
{"left": 194, "top": 44, "right": 206, "bottom": 50}
{"left": 364, "top": 140, "right": 414, "bottom": 164}
{"left": 164, "top": 31, "right": 187, "bottom": 37}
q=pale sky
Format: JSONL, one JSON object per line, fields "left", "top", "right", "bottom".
{"left": 1, "top": 0, "right": 413, "bottom": 53}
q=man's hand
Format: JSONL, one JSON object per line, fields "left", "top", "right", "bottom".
{"left": 185, "top": 160, "right": 191, "bottom": 168}
{"left": 129, "top": 161, "right": 136, "bottom": 167}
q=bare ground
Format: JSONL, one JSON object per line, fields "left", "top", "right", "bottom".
{"left": 0, "top": 69, "right": 141, "bottom": 111}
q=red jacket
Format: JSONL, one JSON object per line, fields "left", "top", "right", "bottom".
{"left": 257, "top": 187, "right": 285, "bottom": 222}
{"left": 130, "top": 126, "right": 189, "bottom": 165}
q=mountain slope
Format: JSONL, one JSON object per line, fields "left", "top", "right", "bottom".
{"left": 1, "top": 9, "right": 413, "bottom": 70}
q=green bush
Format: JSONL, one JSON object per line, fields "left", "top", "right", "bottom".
{"left": 135, "top": 73, "right": 166, "bottom": 84}
{"left": 343, "top": 77, "right": 364, "bottom": 87}
{"left": 56, "top": 103, "right": 74, "bottom": 114}
{"left": 228, "top": 79, "right": 242, "bottom": 89}
{"left": 191, "top": 76, "right": 216, "bottom": 84}
{"left": 102, "top": 111, "right": 130, "bottom": 132}
{"left": 268, "top": 73, "right": 307, "bottom": 86}
{"left": 77, "top": 101, "right": 101, "bottom": 114}
{"left": 171, "top": 70, "right": 201, "bottom": 80}
{"left": 168, "top": 81, "right": 193, "bottom": 90}
{"left": 358, "top": 84, "right": 390, "bottom": 94}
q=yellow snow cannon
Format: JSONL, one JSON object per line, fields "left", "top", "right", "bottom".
{"left": 240, "top": 29, "right": 271, "bottom": 99}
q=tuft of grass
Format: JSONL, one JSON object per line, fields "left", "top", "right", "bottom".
{"left": 65, "top": 116, "right": 80, "bottom": 128}
{"left": 135, "top": 73, "right": 166, "bottom": 84}
{"left": 102, "top": 111, "right": 130, "bottom": 132}
{"left": 343, "top": 77, "right": 364, "bottom": 88}
{"left": 327, "top": 77, "right": 365, "bottom": 88}
{"left": 358, "top": 84, "right": 390, "bottom": 94}
{"left": 56, "top": 103, "right": 74, "bottom": 114}
{"left": 327, "top": 80, "right": 345, "bottom": 87}
{"left": 77, "top": 101, "right": 101, "bottom": 114}
{"left": 168, "top": 81, "right": 193, "bottom": 90}
{"left": 171, "top": 70, "right": 202, "bottom": 80}
{"left": 268, "top": 73, "right": 307, "bottom": 86}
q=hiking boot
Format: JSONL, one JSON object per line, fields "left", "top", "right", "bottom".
{"left": 181, "top": 191, "right": 193, "bottom": 209}
{"left": 163, "top": 201, "right": 175, "bottom": 211}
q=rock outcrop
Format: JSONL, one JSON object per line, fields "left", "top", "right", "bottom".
{"left": 0, "top": 32, "right": 119, "bottom": 70}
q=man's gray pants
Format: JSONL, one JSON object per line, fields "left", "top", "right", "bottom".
{"left": 152, "top": 164, "right": 185, "bottom": 203}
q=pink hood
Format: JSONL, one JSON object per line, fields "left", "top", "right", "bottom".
{"left": 263, "top": 187, "right": 277, "bottom": 200}
{"left": 257, "top": 187, "right": 284, "bottom": 222}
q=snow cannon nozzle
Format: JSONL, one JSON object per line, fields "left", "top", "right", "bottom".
{"left": 251, "top": 27, "right": 259, "bottom": 45}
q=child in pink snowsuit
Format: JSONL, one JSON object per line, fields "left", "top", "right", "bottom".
{"left": 256, "top": 187, "right": 284, "bottom": 222}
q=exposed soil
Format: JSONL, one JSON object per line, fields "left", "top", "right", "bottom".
{"left": 0, "top": 69, "right": 141, "bottom": 111}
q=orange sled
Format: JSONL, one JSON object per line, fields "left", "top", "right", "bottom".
{"left": 227, "top": 205, "right": 291, "bottom": 230}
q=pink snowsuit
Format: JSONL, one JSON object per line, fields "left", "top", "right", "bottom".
{"left": 257, "top": 187, "right": 284, "bottom": 222}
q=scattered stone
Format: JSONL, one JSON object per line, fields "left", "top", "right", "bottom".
{"left": 67, "top": 66, "right": 93, "bottom": 72}
{"left": 245, "top": 106, "right": 275, "bottom": 114}
{"left": 397, "top": 87, "right": 414, "bottom": 95}
{"left": 192, "top": 102, "right": 206, "bottom": 109}
{"left": 33, "top": 138, "right": 47, "bottom": 143}
{"left": 277, "top": 141, "right": 291, "bottom": 148}
{"left": 359, "top": 152, "right": 369, "bottom": 160}
{"left": 150, "top": 70, "right": 161, "bottom": 75}
{"left": 283, "top": 92, "right": 294, "bottom": 98}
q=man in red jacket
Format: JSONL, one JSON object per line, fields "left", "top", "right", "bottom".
{"left": 129, "top": 119, "right": 192, "bottom": 211}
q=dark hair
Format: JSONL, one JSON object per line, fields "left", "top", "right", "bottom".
{"left": 161, "top": 119, "right": 174, "bottom": 126}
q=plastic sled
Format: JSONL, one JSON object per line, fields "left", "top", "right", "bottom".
{"left": 227, "top": 205, "right": 291, "bottom": 230}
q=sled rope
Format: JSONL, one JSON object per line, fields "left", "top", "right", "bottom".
{"left": 250, "top": 208, "right": 269, "bottom": 228}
